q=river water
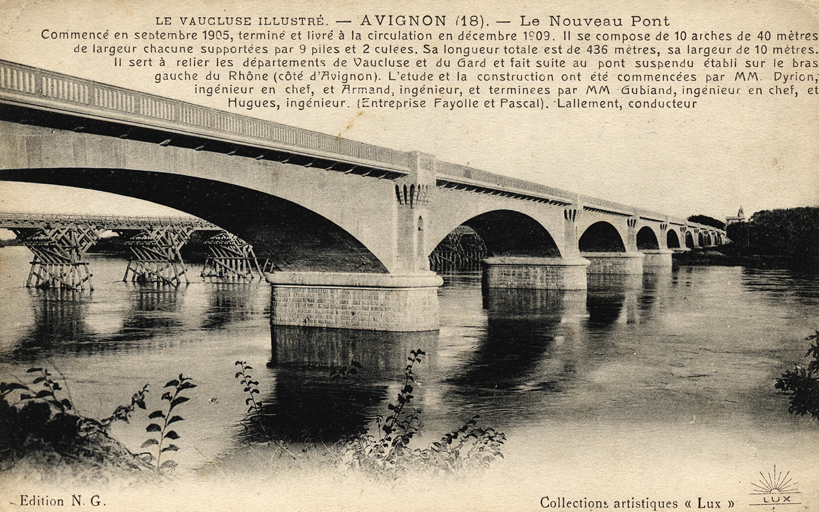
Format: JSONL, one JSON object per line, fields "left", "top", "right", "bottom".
{"left": 1, "top": 245, "right": 817, "bottom": 508}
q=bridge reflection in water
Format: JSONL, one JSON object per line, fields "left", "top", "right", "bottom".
{"left": 16, "top": 289, "right": 95, "bottom": 354}
{"left": 259, "top": 326, "right": 438, "bottom": 442}
{"left": 4, "top": 245, "right": 816, "bottom": 490}
{"left": 257, "top": 273, "right": 662, "bottom": 442}
{"left": 2, "top": 248, "right": 685, "bottom": 448}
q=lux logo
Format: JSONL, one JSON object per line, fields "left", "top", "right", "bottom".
{"left": 749, "top": 466, "right": 801, "bottom": 507}
{"left": 762, "top": 495, "right": 792, "bottom": 503}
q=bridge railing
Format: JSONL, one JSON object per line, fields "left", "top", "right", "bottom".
{"left": 0, "top": 60, "right": 411, "bottom": 173}
{"left": 436, "top": 161, "right": 578, "bottom": 204}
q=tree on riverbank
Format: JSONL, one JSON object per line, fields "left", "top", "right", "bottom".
{"left": 776, "top": 332, "right": 819, "bottom": 422}
{"left": 726, "top": 207, "right": 819, "bottom": 271}
{"left": 687, "top": 214, "right": 726, "bottom": 230}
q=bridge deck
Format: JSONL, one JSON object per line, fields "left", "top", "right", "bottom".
{"left": 0, "top": 59, "right": 723, "bottom": 236}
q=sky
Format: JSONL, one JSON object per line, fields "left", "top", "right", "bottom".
{"left": 0, "top": 0, "right": 817, "bottom": 223}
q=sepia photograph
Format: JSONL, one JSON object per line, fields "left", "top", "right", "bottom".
{"left": 0, "top": 0, "right": 817, "bottom": 510}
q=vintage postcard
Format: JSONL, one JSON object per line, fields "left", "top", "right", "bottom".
{"left": 0, "top": 0, "right": 817, "bottom": 511}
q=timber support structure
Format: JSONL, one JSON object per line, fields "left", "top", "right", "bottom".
{"left": 201, "top": 231, "right": 264, "bottom": 281}
{"left": 119, "top": 225, "right": 195, "bottom": 287}
{"left": 12, "top": 222, "right": 99, "bottom": 291}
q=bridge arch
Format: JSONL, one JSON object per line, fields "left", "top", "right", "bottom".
{"left": 0, "top": 167, "right": 389, "bottom": 273}
{"left": 636, "top": 226, "right": 660, "bottom": 250}
{"left": 431, "top": 209, "right": 561, "bottom": 259}
{"left": 685, "top": 232, "right": 695, "bottom": 248}
{"left": 579, "top": 221, "right": 626, "bottom": 252}
{"left": 666, "top": 229, "right": 680, "bottom": 249}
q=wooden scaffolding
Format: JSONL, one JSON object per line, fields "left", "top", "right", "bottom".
{"left": 428, "top": 225, "right": 488, "bottom": 273}
{"left": 11, "top": 222, "right": 100, "bottom": 291}
{"left": 120, "top": 225, "right": 194, "bottom": 287}
{"left": 200, "top": 231, "right": 264, "bottom": 281}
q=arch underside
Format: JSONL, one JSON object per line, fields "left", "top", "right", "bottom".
{"left": 0, "top": 168, "right": 387, "bottom": 273}
{"left": 453, "top": 210, "right": 561, "bottom": 258}
{"left": 579, "top": 221, "right": 626, "bottom": 252}
{"left": 667, "top": 230, "right": 680, "bottom": 249}
{"left": 636, "top": 226, "right": 660, "bottom": 250}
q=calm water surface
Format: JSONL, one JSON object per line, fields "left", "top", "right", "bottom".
{"left": 1, "top": 246, "right": 818, "bottom": 499}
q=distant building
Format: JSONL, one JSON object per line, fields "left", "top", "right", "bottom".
{"left": 726, "top": 206, "right": 746, "bottom": 225}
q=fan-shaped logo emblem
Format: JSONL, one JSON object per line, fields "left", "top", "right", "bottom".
{"left": 749, "top": 466, "right": 800, "bottom": 507}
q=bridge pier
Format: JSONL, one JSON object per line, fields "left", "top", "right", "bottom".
{"left": 481, "top": 257, "right": 590, "bottom": 290}
{"left": 641, "top": 249, "right": 674, "bottom": 272}
{"left": 266, "top": 272, "right": 443, "bottom": 332}
{"left": 581, "top": 252, "right": 645, "bottom": 275}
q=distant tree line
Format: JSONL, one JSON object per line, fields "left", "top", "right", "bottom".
{"left": 726, "top": 207, "right": 819, "bottom": 271}
{"left": 687, "top": 215, "right": 726, "bottom": 230}
{"left": 0, "top": 238, "right": 21, "bottom": 247}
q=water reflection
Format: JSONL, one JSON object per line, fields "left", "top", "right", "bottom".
{"left": 12, "top": 289, "right": 95, "bottom": 357}
{"left": 118, "top": 285, "right": 184, "bottom": 339}
{"left": 638, "top": 273, "right": 670, "bottom": 320}
{"left": 586, "top": 277, "right": 629, "bottom": 327}
{"left": 244, "top": 368, "right": 388, "bottom": 443}
{"left": 741, "top": 267, "right": 819, "bottom": 307}
{"left": 2, "top": 247, "right": 818, "bottom": 476}
{"left": 270, "top": 325, "right": 438, "bottom": 376}
{"left": 201, "top": 283, "right": 261, "bottom": 329}
{"left": 252, "top": 326, "right": 439, "bottom": 442}
{"left": 449, "top": 288, "right": 579, "bottom": 392}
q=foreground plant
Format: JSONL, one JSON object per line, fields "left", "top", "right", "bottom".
{"left": 141, "top": 374, "right": 196, "bottom": 473}
{"left": 0, "top": 367, "right": 153, "bottom": 475}
{"left": 100, "top": 384, "right": 149, "bottom": 427}
{"left": 344, "top": 349, "right": 505, "bottom": 476}
{"left": 233, "top": 361, "right": 297, "bottom": 459}
{"left": 235, "top": 360, "right": 264, "bottom": 433}
{"left": 347, "top": 349, "right": 425, "bottom": 470}
{"left": 776, "top": 331, "right": 819, "bottom": 421}
{"left": 329, "top": 360, "right": 362, "bottom": 386}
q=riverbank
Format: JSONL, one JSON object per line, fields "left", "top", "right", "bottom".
{"left": 672, "top": 247, "right": 793, "bottom": 268}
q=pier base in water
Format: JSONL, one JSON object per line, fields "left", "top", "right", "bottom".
{"left": 641, "top": 249, "right": 674, "bottom": 272}
{"left": 582, "top": 252, "right": 645, "bottom": 275}
{"left": 266, "top": 271, "right": 443, "bottom": 332}
{"left": 482, "top": 257, "right": 590, "bottom": 290}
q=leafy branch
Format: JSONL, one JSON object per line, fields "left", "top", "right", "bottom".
{"left": 776, "top": 331, "right": 819, "bottom": 421}
{"left": 235, "top": 360, "right": 268, "bottom": 438}
{"left": 141, "top": 374, "right": 196, "bottom": 473}
{"left": 329, "top": 360, "right": 362, "bottom": 386}
{"left": 344, "top": 349, "right": 506, "bottom": 476}
{"left": 233, "top": 361, "right": 296, "bottom": 459}
{"left": 21, "top": 368, "right": 73, "bottom": 414}
{"left": 100, "top": 384, "right": 149, "bottom": 428}
{"left": 346, "top": 350, "right": 424, "bottom": 470}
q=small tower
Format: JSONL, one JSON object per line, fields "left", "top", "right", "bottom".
{"left": 726, "top": 206, "right": 746, "bottom": 226}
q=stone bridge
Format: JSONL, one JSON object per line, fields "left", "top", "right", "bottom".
{"left": 0, "top": 60, "right": 725, "bottom": 331}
